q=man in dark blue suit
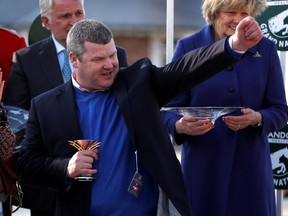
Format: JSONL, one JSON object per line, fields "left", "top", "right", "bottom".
{"left": 4, "top": 0, "right": 127, "bottom": 215}
{"left": 16, "top": 17, "right": 262, "bottom": 216}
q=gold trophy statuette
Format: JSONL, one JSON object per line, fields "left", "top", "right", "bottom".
{"left": 69, "top": 139, "right": 101, "bottom": 181}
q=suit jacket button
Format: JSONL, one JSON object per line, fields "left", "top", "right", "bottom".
{"left": 228, "top": 130, "right": 235, "bottom": 136}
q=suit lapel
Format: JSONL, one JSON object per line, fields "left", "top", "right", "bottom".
{"left": 56, "top": 82, "right": 83, "bottom": 139}
{"left": 37, "top": 37, "right": 64, "bottom": 87}
{"left": 112, "top": 73, "right": 136, "bottom": 147}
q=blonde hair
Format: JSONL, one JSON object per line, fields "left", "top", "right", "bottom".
{"left": 202, "top": 0, "right": 267, "bottom": 25}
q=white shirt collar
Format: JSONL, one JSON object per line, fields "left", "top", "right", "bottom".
{"left": 51, "top": 34, "right": 65, "bottom": 54}
{"left": 71, "top": 72, "right": 108, "bottom": 93}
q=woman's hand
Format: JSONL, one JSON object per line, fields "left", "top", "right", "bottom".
{"left": 175, "top": 116, "right": 214, "bottom": 136}
{"left": 222, "top": 108, "right": 262, "bottom": 131}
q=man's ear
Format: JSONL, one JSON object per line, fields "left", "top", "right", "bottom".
{"left": 41, "top": 16, "right": 51, "bottom": 31}
{"left": 70, "top": 53, "right": 78, "bottom": 68}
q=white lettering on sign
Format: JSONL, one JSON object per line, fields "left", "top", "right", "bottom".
{"left": 267, "top": 1, "right": 288, "bottom": 6}
{"left": 274, "top": 176, "right": 288, "bottom": 186}
{"left": 268, "top": 131, "right": 288, "bottom": 139}
{"left": 259, "top": 8, "right": 288, "bottom": 50}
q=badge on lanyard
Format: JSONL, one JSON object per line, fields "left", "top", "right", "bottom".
{"left": 128, "top": 151, "right": 144, "bottom": 197}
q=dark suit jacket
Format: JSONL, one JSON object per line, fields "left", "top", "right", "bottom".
{"left": 5, "top": 36, "right": 128, "bottom": 110}
{"left": 16, "top": 38, "right": 238, "bottom": 216}
{"left": 4, "top": 36, "right": 128, "bottom": 211}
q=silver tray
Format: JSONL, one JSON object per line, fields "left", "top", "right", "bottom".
{"left": 161, "top": 106, "right": 243, "bottom": 124}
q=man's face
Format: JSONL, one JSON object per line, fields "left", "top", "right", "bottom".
{"left": 71, "top": 40, "right": 120, "bottom": 91}
{"left": 42, "top": 0, "right": 85, "bottom": 47}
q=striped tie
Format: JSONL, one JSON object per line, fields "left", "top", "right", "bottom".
{"left": 62, "top": 50, "right": 72, "bottom": 82}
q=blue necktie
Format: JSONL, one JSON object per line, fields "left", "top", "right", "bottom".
{"left": 62, "top": 50, "right": 72, "bottom": 82}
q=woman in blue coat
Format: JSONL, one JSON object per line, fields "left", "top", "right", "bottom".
{"left": 162, "top": 0, "right": 288, "bottom": 215}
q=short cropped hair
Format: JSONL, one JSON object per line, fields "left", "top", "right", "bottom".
{"left": 39, "top": 0, "right": 84, "bottom": 18}
{"left": 67, "top": 19, "right": 114, "bottom": 60}
{"left": 202, "top": 0, "right": 267, "bottom": 25}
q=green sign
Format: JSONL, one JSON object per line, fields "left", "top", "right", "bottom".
{"left": 257, "top": 1, "right": 288, "bottom": 51}
{"left": 269, "top": 124, "right": 288, "bottom": 189}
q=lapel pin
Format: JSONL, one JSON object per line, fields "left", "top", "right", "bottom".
{"left": 252, "top": 51, "right": 262, "bottom": 58}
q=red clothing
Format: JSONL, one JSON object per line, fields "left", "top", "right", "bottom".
{"left": 0, "top": 27, "right": 26, "bottom": 99}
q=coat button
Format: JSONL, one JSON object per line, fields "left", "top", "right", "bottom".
{"left": 228, "top": 87, "right": 235, "bottom": 93}
{"left": 227, "top": 66, "right": 234, "bottom": 71}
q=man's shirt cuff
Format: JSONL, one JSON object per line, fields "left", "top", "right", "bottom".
{"left": 226, "top": 36, "right": 245, "bottom": 59}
